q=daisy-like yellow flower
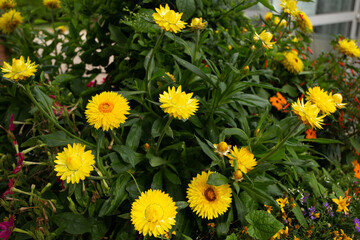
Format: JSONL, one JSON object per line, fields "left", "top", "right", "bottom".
{"left": 54, "top": 143, "right": 95, "bottom": 184}
{"left": 253, "top": 30, "right": 275, "bottom": 49}
{"left": 282, "top": 51, "right": 303, "bottom": 74}
{"left": 1, "top": 56, "right": 38, "bottom": 81}
{"left": 190, "top": 17, "right": 207, "bottom": 30}
{"left": 159, "top": 85, "right": 199, "bottom": 120}
{"left": 187, "top": 171, "right": 232, "bottom": 219}
{"left": 213, "top": 142, "right": 231, "bottom": 156}
{"left": 0, "top": 9, "right": 23, "bottom": 34}
{"left": 227, "top": 146, "right": 257, "bottom": 173}
{"left": 337, "top": 38, "right": 360, "bottom": 58}
{"left": 152, "top": 4, "right": 186, "bottom": 33}
{"left": 0, "top": 0, "right": 16, "bottom": 10}
{"left": 131, "top": 189, "right": 177, "bottom": 237}
{"left": 306, "top": 86, "right": 336, "bottom": 115}
{"left": 264, "top": 12, "right": 273, "bottom": 21}
{"left": 332, "top": 196, "right": 350, "bottom": 215}
{"left": 296, "top": 11, "right": 313, "bottom": 33}
{"left": 292, "top": 98, "right": 325, "bottom": 129}
{"left": 43, "top": 0, "right": 61, "bottom": 9}
{"left": 85, "top": 91, "right": 130, "bottom": 131}
{"left": 332, "top": 93, "right": 346, "bottom": 109}
{"left": 280, "top": 0, "right": 299, "bottom": 16}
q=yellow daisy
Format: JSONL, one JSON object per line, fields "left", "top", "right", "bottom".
{"left": 280, "top": 0, "right": 299, "bottom": 16}
{"left": 152, "top": 4, "right": 186, "bottom": 33}
{"left": 0, "top": 9, "right": 23, "bottom": 34}
{"left": 253, "top": 30, "right": 275, "bottom": 49}
{"left": 291, "top": 98, "right": 325, "bottom": 129}
{"left": 187, "top": 171, "right": 232, "bottom": 219}
{"left": 213, "top": 142, "right": 231, "bottom": 156}
{"left": 54, "top": 143, "right": 95, "bottom": 184}
{"left": 1, "top": 56, "right": 38, "bottom": 81}
{"left": 282, "top": 51, "right": 303, "bottom": 74}
{"left": 332, "top": 93, "right": 346, "bottom": 109}
{"left": 43, "top": 0, "right": 61, "bottom": 9}
{"left": 227, "top": 146, "right": 257, "bottom": 173}
{"left": 85, "top": 91, "right": 130, "bottom": 131}
{"left": 264, "top": 12, "right": 273, "bottom": 21}
{"left": 296, "top": 11, "right": 313, "bottom": 33}
{"left": 131, "top": 189, "right": 177, "bottom": 237}
{"left": 159, "top": 85, "right": 199, "bottom": 120}
{"left": 337, "top": 38, "right": 360, "bottom": 58}
{"left": 332, "top": 196, "right": 349, "bottom": 215}
{"left": 306, "top": 86, "right": 336, "bottom": 115}
{"left": 0, "top": 0, "right": 16, "bottom": 10}
{"left": 190, "top": 17, "right": 207, "bottom": 30}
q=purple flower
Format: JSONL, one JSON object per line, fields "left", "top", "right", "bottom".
{"left": 308, "top": 206, "right": 319, "bottom": 220}
{"left": 354, "top": 218, "right": 360, "bottom": 232}
{"left": 301, "top": 192, "right": 310, "bottom": 204}
{"left": 323, "top": 202, "right": 334, "bottom": 217}
{"left": 0, "top": 215, "right": 15, "bottom": 240}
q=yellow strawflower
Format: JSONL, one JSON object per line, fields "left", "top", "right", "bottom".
{"left": 152, "top": 4, "right": 186, "bottom": 33}
{"left": 282, "top": 51, "right": 303, "bottom": 74}
{"left": 264, "top": 12, "right": 273, "bottom": 21}
{"left": 332, "top": 196, "right": 349, "bottom": 215}
{"left": 190, "top": 17, "right": 207, "bottom": 30}
{"left": 306, "top": 86, "right": 336, "bottom": 115}
{"left": 1, "top": 56, "right": 38, "bottom": 81}
{"left": 54, "top": 143, "right": 95, "bottom": 184}
{"left": 291, "top": 98, "right": 325, "bottom": 129}
{"left": 332, "top": 93, "right": 346, "bottom": 109}
{"left": 159, "top": 85, "right": 199, "bottom": 120}
{"left": 227, "top": 146, "right": 257, "bottom": 173}
{"left": 187, "top": 171, "right": 232, "bottom": 219}
{"left": 337, "top": 38, "right": 360, "bottom": 58}
{"left": 0, "top": 9, "right": 22, "bottom": 34}
{"left": 0, "top": 0, "right": 16, "bottom": 10}
{"left": 85, "top": 91, "right": 130, "bottom": 131}
{"left": 254, "top": 30, "right": 275, "bottom": 49}
{"left": 213, "top": 142, "right": 231, "bottom": 156}
{"left": 280, "top": 0, "right": 299, "bottom": 16}
{"left": 43, "top": 0, "right": 61, "bottom": 9}
{"left": 296, "top": 11, "right": 313, "bottom": 33}
{"left": 131, "top": 189, "right": 177, "bottom": 237}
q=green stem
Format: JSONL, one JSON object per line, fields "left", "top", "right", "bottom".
{"left": 127, "top": 171, "right": 141, "bottom": 195}
{"left": 155, "top": 117, "right": 173, "bottom": 154}
{"left": 24, "top": 84, "right": 96, "bottom": 148}
{"left": 11, "top": 187, "right": 43, "bottom": 199}
{"left": 22, "top": 144, "right": 47, "bottom": 154}
{"left": 13, "top": 228, "right": 36, "bottom": 238}
{"left": 193, "top": 30, "right": 200, "bottom": 64}
{"left": 23, "top": 161, "right": 48, "bottom": 166}
{"left": 258, "top": 121, "right": 302, "bottom": 164}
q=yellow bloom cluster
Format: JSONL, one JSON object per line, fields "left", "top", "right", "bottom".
{"left": 152, "top": 4, "right": 186, "bottom": 33}
{"left": 43, "top": 0, "right": 61, "bottom": 9}
{"left": 253, "top": 30, "right": 275, "bottom": 49}
{"left": 282, "top": 50, "right": 303, "bottom": 74}
{"left": 337, "top": 38, "right": 360, "bottom": 58}
{"left": 0, "top": 0, "right": 16, "bottom": 10}
{"left": 0, "top": 9, "right": 23, "bottom": 34}
{"left": 296, "top": 11, "right": 313, "bottom": 33}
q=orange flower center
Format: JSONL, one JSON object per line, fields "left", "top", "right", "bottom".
{"left": 204, "top": 187, "right": 216, "bottom": 201}
{"left": 99, "top": 102, "right": 114, "bottom": 113}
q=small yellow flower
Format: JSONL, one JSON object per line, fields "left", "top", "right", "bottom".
{"left": 292, "top": 98, "right": 325, "bottom": 129}
{"left": 264, "top": 12, "right": 273, "bottom": 21}
{"left": 187, "top": 171, "right": 232, "bottom": 219}
{"left": 213, "top": 142, "right": 231, "bottom": 156}
{"left": 0, "top": 9, "right": 23, "bottom": 34}
{"left": 274, "top": 17, "right": 287, "bottom": 27}
{"left": 131, "top": 189, "right": 177, "bottom": 237}
{"left": 1, "top": 56, "right": 38, "bottom": 81}
{"left": 332, "top": 93, "right": 346, "bottom": 109}
{"left": 282, "top": 51, "right": 303, "bottom": 74}
{"left": 233, "top": 170, "right": 243, "bottom": 181}
{"left": 144, "top": 143, "right": 150, "bottom": 151}
{"left": 306, "top": 86, "right": 336, "bottom": 115}
{"left": 276, "top": 197, "right": 289, "bottom": 208}
{"left": 280, "top": 0, "right": 299, "bottom": 16}
{"left": 152, "top": 4, "right": 186, "bottom": 33}
{"left": 264, "top": 204, "right": 272, "bottom": 213}
{"left": 56, "top": 25, "right": 66, "bottom": 34}
{"left": 159, "top": 85, "right": 199, "bottom": 120}
{"left": 332, "top": 196, "right": 350, "bottom": 215}
{"left": 0, "top": 0, "right": 16, "bottom": 10}
{"left": 292, "top": 37, "right": 299, "bottom": 42}
{"left": 54, "top": 143, "right": 95, "bottom": 184}
{"left": 190, "top": 17, "right": 206, "bottom": 30}
{"left": 85, "top": 91, "right": 130, "bottom": 131}
{"left": 296, "top": 11, "right": 313, "bottom": 33}
{"left": 254, "top": 30, "right": 275, "bottom": 49}
{"left": 228, "top": 44, "right": 233, "bottom": 50}
{"left": 337, "top": 38, "right": 360, "bottom": 58}
{"left": 165, "top": 72, "right": 176, "bottom": 82}
{"left": 43, "top": 0, "right": 60, "bottom": 8}
{"left": 227, "top": 146, "right": 257, "bottom": 173}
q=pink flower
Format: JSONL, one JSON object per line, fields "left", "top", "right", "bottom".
{"left": 86, "top": 80, "right": 96, "bottom": 88}
{"left": 12, "top": 153, "right": 24, "bottom": 174}
{"left": 0, "top": 215, "right": 15, "bottom": 240}
{"left": 8, "top": 114, "right": 14, "bottom": 132}
{"left": 2, "top": 179, "right": 14, "bottom": 199}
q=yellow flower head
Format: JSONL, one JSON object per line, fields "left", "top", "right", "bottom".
{"left": 85, "top": 91, "right": 130, "bottom": 131}
{"left": 276, "top": 197, "right": 289, "bottom": 208}
{"left": 332, "top": 196, "right": 350, "bottom": 215}
{"left": 131, "top": 189, "right": 177, "bottom": 237}
{"left": 254, "top": 30, "right": 275, "bottom": 49}
{"left": 213, "top": 142, "right": 231, "bottom": 156}
{"left": 0, "top": 9, "right": 23, "bottom": 34}
{"left": 332, "top": 93, "right": 346, "bottom": 109}
{"left": 280, "top": 0, "right": 299, "bottom": 16}
{"left": 296, "top": 11, "right": 313, "bottom": 33}
{"left": 190, "top": 17, "right": 207, "bottom": 30}
{"left": 264, "top": 12, "right": 273, "bottom": 21}
{"left": 264, "top": 204, "right": 273, "bottom": 213}
{"left": 292, "top": 98, "right": 325, "bottom": 129}
{"left": 306, "top": 86, "right": 336, "bottom": 115}
{"left": 227, "top": 146, "right": 257, "bottom": 173}
{"left": 159, "top": 85, "right": 199, "bottom": 120}
{"left": 43, "top": 0, "right": 61, "bottom": 9}
{"left": 337, "top": 38, "right": 360, "bottom": 58}
{"left": 274, "top": 17, "right": 287, "bottom": 28}
{"left": 152, "top": 4, "right": 186, "bottom": 33}
{"left": 56, "top": 25, "right": 66, "bottom": 34}
{"left": 187, "top": 171, "right": 232, "bottom": 219}
{"left": 0, "top": 0, "right": 16, "bottom": 10}
{"left": 1, "top": 56, "right": 38, "bottom": 81}
{"left": 54, "top": 143, "right": 95, "bottom": 184}
{"left": 282, "top": 51, "right": 303, "bottom": 74}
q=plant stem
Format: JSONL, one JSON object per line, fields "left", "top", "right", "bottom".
{"left": 155, "top": 117, "right": 173, "bottom": 154}
{"left": 13, "top": 228, "right": 36, "bottom": 238}
{"left": 127, "top": 171, "right": 142, "bottom": 195}
{"left": 258, "top": 121, "right": 302, "bottom": 163}
{"left": 193, "top": 30, "right": 200, "bottom": 64}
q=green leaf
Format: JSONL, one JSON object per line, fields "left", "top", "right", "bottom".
{"left": 113, "top": 145, "right": 139, "bottom": 167}
{"left": 51, "top": 212, "right": 91, "bottom": 234}
{"left": 33, "top": 86, "right": 55, "bottom": 118}
{"left": 53, "top": 74, "right": 75, "bottom": 85}
{"left": 219, "top": 128, "right": 249, "bottom": 142}
{"left": 146, "top": 153, "right": 167, "bottom": 167}
{"left": 305, "top": 172, "right": 327, "bottom": 198}
{"left": 175, "top": 201, "right": 188, "bottom": 210}
{"left": 151, "top": 171, "right": 163, "bottom": 190}
{"left": 246, "top": 210, "right": 283, "bottom": 240}
{"left": 40, "top": 131, "right": 82, "bottom": 147}
{"left": 350, "top": 137, "right": 360, "bottom": 152}
{"left": 176, "top": 0, "right": 196, "bottom": 21}
{"left": 126, "top": 119, "right": 142, "bottom": 150}
{"left": 225, "top": 233, "right": 237, "bottom": 240}
{"left": 292, "top": 202, "right": 308, "bottom": 228}
{"left": 206, "top": 173, "right": 230, "bottom": 186}
{"left": 195, "top": 136, "right": 220, "bottom": 163}
{"left": 298, "top": 138, "right": 343, "bottom": 144}
{"left": 164, "top": 168, "right": 181, "bottom": 185}
{"left": 258, "top": 0, "right": 276, "bottom": 11}
{"left": 233, "top": 94, "right": 270, "bottom": 108}
{"left": 239, "top": 183, "right": 278, "bottom": 207}
{"left": 109, "top": 24, "right": 127, "bottom": 43}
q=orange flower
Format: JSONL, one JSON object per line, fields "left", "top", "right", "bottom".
{"left": 355, "top": 149, "right": 360, "bottom": 156}
{"left": 277, "top": 92, "right": 287, "bottom": 105}
{"left": 353, "top": 160, "right": 359, "bottom": 166}
{"left": 305, "top": 128, "right": 316, "bottom": 139}
{"left": 270, "top": 92, "right": 287, "bottom": 111}
{"left": 354, "top": 163, "right": 360, "bottom": 179}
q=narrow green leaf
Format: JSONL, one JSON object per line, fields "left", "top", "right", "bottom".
{"left": 206, "top": 173, "right": 230, "bottom": 186}
{"left": 258, "top": 0, "right": 276, "bottom": 11}
{"left": 51, "top": 212, "right": 91, "bottom": 234}
{"left": 175, "top": 201, "right": 188, "bottom": 210}
{"left": 195, "top": 136, "right": 219, "bottom": 162}
{"left": 40, "top": 131, "right": 82, "bottom": 147}
{"left": 33, "top": 86, "right": 55, "bottom": 118}
{"left": 176, "top": 0, "right": 196, "bottom": 21}
{"left": 350, "top": 137, "right": 360, "bottom": 152}
{"left": 219, "top": 128, "right": 249, "bottom": 142}
{"left": 298, "top": 138, "right": 343, "bottom": 144}
{"left": 292, "top": 202, "right": 308, "bottom": 228}
{"left": 126, "top": 119, "right": 142, "bottom": 150}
